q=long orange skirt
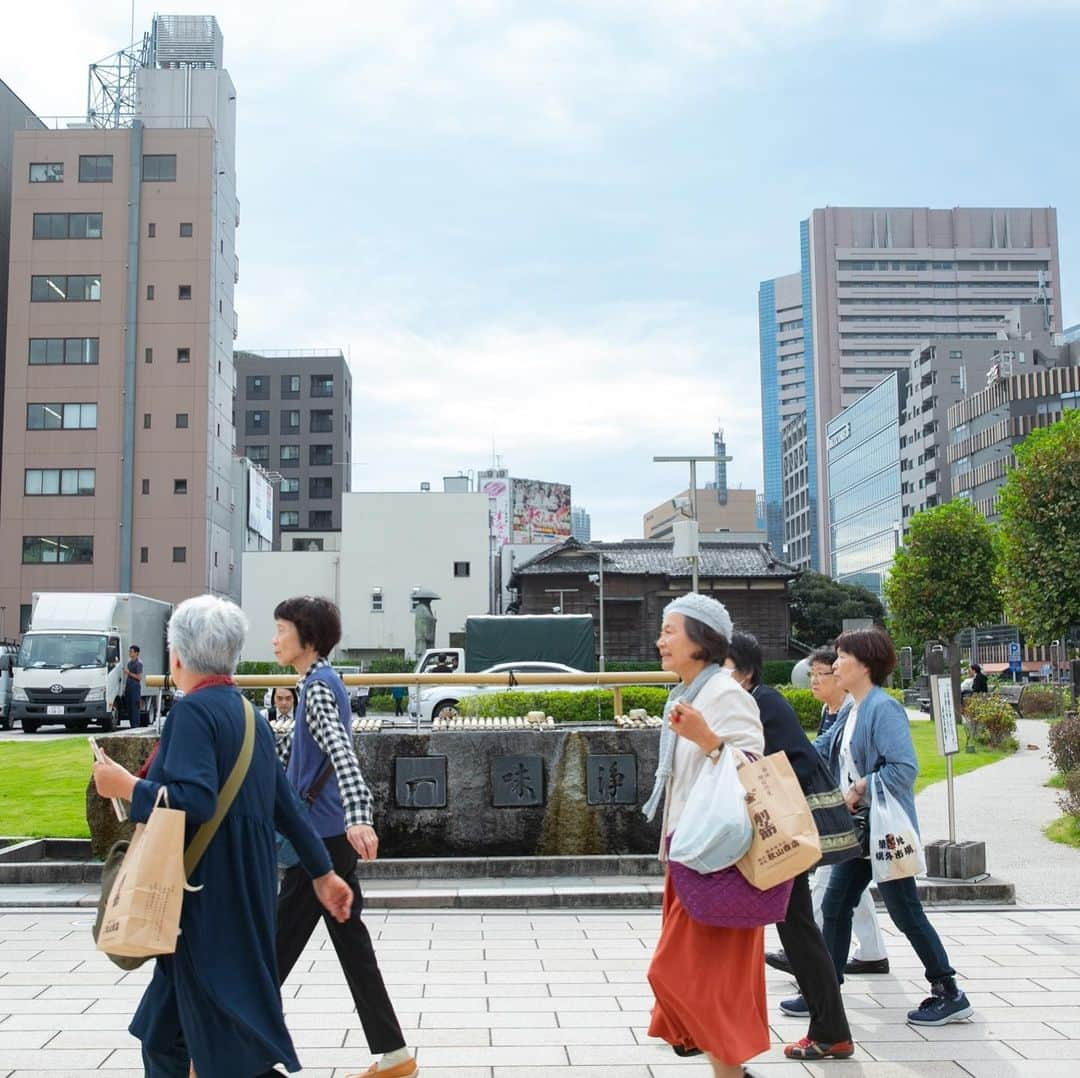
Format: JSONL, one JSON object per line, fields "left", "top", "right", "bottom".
{"left": 647, "top": 872, "right": 770, "bottom": 1065}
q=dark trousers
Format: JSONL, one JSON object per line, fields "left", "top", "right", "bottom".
{"left": 276, "top": 833, "right": 405, "bottom": 1055}
{"left": 822, "top": 857, "right": 955, "bottom": 986}
{"left": 777, "top": 870, "right": 851, "bottom": 1044}
{"left": 393, "top": 698, "right": 405, "bottom": 716}
{"left": 143, "top": 1041, "right": 280, "bottom": 1078}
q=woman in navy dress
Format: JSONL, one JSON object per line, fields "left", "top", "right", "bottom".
{"left": 93, "top": 595, "right": 354, "bottom": 1078}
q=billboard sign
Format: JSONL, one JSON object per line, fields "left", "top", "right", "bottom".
{"left": 248, "top": 467, "right": 274, "bottom": 543}
{"left": 511, "top": 478, "right": 571, "bottom": 544}
{"left": 479, "top": 471, "right": 511, "bottom": 547}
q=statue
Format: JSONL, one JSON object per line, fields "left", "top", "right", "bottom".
{"left": 412, "top": 588, "right": 440, "bottom": 658}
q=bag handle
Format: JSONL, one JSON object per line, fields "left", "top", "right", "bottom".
{"left": 183, "top": 696, "right": 256, "bottom": 879}
{"left": 302, "top": 757, "right": 335, "bottom": 806}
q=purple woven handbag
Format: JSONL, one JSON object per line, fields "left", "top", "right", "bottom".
{"left": 669, "top": 848, "right": 794, "bottom": 929}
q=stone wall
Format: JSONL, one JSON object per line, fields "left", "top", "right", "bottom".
{"left": 86, "top": 727, "right": 663, "bottom": 859}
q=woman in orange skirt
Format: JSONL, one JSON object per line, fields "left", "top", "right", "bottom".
{"left": 643, "top": 594, "right": 768, "bottom": 1078}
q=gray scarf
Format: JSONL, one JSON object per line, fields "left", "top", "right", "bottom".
{"left": 642, "top": 663, "right": 721, "bottom": 821}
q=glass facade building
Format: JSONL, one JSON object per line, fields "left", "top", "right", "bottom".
{"left": 826, "top": 370, "right": 906, "bottom": 598}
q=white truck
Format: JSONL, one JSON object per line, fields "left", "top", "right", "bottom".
{"left": 11, "top": 593, "right": 172, "bottom": 733}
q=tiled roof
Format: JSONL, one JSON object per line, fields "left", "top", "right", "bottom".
{"left": 511, "top": 538, "right": 798, "bottom": 581}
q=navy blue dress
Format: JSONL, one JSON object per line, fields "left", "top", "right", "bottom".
{"left": 128, "top": 685, "right": 332, "bottom": 1077}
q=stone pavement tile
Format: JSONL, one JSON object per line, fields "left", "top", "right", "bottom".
{"left": 390, "top": 1070, "right": 488, "bottom": 1078}
{"left": 958, "top": 964, "right": 1079, "bottom": 980}
{"left": 958, "top": 1005, "right": 1080, "bottom": 1022}
{"left": 1045, "top": 1020, "right": 1080, "bottom": 1036}
{"left": 860, "top": 1040, "right": 1025, "bottom": 1061}
{"left": 0, "top": 1000, "right": 90, "bottom": 1014}
{"left": 0, "top": 1013, "right": 133, "bottom": 1031}
{"left": 492, "top": 1068, "right": 648, "bottom": 1078}
{"left": 490, "top": 1027, "right": 638, "bottom": 1046}
{"left": 960, "top": 1064, "right": 1080, "bottom": 1078}
{"left": 0, "top": 988, "right": 46, "bottom": 1000}
{"left": 557, "top": 1010, "right": 652, "bottom": 1027}
{"left": 769, "top": 1018, "right": 925, "bottom": 1042}
{"left": 486, "top": 970, "right": 606, "bottom": 984}
{"left": 418, "top": 1046, "right": 569, "bottom": 1067}
{"left": 1031, "top": 977, "right": 1080, "bottom": 989}
{"left": 346, "top": 1028, "right": 488, "bottom": 1048}
{"left": 423, "top": 984, "right": 546, "bottom": 999}
{"left": 790, "top": 1065, "right": 969, "bottom": 1076}
{"left": 991, "top": 990, "right": 1080, "bottom": 1006}
{"left": 35, "top": 984, "right": 144, "bottom": 999}
{"left": 0, "top": 1033, "right": 50, "bottom": 1050}
{"left": 429, "top": 959, "right": 544, "bottom": 972}
{"left": 44, "top": 1030, "right": 140, "bottom": 1050}
{"left": 914, "top": 1020, "right": 1067, "bottom": 1041}
{"left": 0, "top": 1049, "right": 110, "bottom": 1069}
{"left": 420, "top": 1012, "right": 557, "bottom": 1029}
{"left": 489, "top": 995, "right": 621, "bottom": 1012}
{"left": 10, "top": 1073, "right": 145, "bottom": 1078}
{"left": 1000, "top": 1040, "right": 1080, "bottom": 1058}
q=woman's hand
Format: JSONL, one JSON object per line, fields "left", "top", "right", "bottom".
{"left": 845, "top": 777, "right": 867, "bottom": 812}
{"left": 92, "top": 751, "right": 137, "bottom": 801}
{"left": 669, "top": 701, "right": 721, "bottom": 755}
{"left": 347, "top": 824, "right": 379, "bottom": 861}
{"left": 312, "top": 871, "right": 353, "bottom": 922}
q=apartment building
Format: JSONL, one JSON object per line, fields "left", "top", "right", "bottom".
{"left": 232, "top": 349, "right": 352, "bottom": 550}
{"left": 0, "top": 16, "right": 239, "bottom": 629}
{"left": 780, "top": 412, "right": 812, "bottom": 569}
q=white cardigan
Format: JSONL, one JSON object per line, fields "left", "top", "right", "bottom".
{"left": 659, "top": 668, "right": 764, "bottom": 857}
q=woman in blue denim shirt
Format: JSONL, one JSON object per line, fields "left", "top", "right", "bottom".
{"left": 814, "top": 627, "right": 974, "bottom": 1027}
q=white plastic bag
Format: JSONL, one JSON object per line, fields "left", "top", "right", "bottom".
{"left": 869, "top": 773, "right": 926, "bottom": 882}
{"left": 669, "top": 746, "right": 753, "bottom": 874}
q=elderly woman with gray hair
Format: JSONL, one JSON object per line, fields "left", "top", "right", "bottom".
{"left": 643, "top": 593, "right": 768, "bottom": 1078}
{"left": 93, "top": 595, "right": 354, "bottom": 1078}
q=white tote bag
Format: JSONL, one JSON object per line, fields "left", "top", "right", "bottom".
{"left": 869, "top": 773, "right": 926, "bottom": 883}
{"left": 669, "top": 746, "right": 753, "bottom": 874}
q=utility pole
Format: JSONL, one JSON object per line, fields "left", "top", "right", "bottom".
{"left": 653, "top": 451, "right": 733, "bottom": 591}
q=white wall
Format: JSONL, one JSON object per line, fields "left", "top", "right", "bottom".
{"left": 340, "top": 492, "right": 490, "bottom": 656}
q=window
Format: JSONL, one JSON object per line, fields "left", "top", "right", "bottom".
{"left": 281, "top": 374, "right": 300, "bottom": 397}
{"left": 173, "top": 479, "right": 188, "bottom": 494}
{"left": 179, "top": 222, "right": 193, "bottom": 237}
{"left": 310, "top": 410, "right": 333, "bottom": 433}
{"left": 32, "top": 212, "right": 103, "bottom": 240}
{"left": 29, "top": 338, "right": 99, "bottom": 365}
{"left": 22, "top": 535, "right": 94, "bottom": 564}
{"left": 308, "top": 510, "right": 333, "bottom": 528}
{"left": 309, "top": 476, "right": 333, "bottom": 499}
{"left": 371, "top": 588, "right": 383, "bottom": 613}
{"left": 311, "top": 374, "right": 334, "bottom": 397}
{"left": 29, "top": 162, "right": 63, "bottom": 183}
{"left": 949, "top": 350, "right": 963, "bottom": 359}
{"left": 280, "top": 445, "right": 300, "bottom": 467}
{"left": 175, "top": 413, "right": 189, "bottom": 429}
{"left": 31, "top": 274, "right": 101, "bottom": 301}
{"left": 306, "top": 444, "right": 331, "bottom": 467}
{"left": 246, "top": 410, "right": 269, "bottom": 434}
{"left": 24, "top": 468, "right": 95, "bottom": 496}
{"left": 142, "top": 154, "right": 177, "bottom": 182}
{"left": 246, "top": 445, "right": 269, "bottom": 464}
{"left": 144, "top": 346, "right": 154, "bottom": 365}
{"left": 293, "top": 538, "right": 324, "bottom": 551}
{"left": 146, "top": 284, "right": 155, "bottom": 300}
{"left": 279, "top": 511, "right": 299, "bottom": 529}
{"left": 141, "top": 479, "right": 150, "bottom": 495}
{"left": 78, "top": 155, "right": 113, "bottom": 182}
{"left": 172, "top": 546, "right": 187, "bottom": 563}
{"left": 281, "top": 409, "right": 300, "bottom": 434}
{"left": 140, "top": 547, "right": 149, "bottom": 564}
{"left": 454, "top": 561, "right": 471, "bottom": 578}
{"left": 143, "top": 413, "right": 152, "bottom": 429}
{"left": 280, "top": 477, "right": 299, "bottom": 499}
{"left": 27, "top": 403, "right": 97, "bottom": 430}
{"left": 177, "top": 347, "right": 190, "bottom": 363}
{"left": 178, "top": 285, "right": 192, "bottom": 300}
{"left": 245, "top": 375, "right": 268, "bottom": 398}
{"left": 148, "top": 222, "right": 156, "bottom": 238}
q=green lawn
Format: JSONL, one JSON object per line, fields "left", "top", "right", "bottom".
{"left": 0, "top": 740, "right": 93, "bottom": 838}
{"left": 1045, "top": 815, "right": 1080, "bottom": 848}
{"left": 0, "top": 719, "right": 1016, "bottom": 839}
{"left": 909, "top": 721, "right": 1014, "bottom": 794}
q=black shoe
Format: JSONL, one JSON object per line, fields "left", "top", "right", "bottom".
{"left": 673, "top": 1044, "right": 703, "bottom": 1057}
{"left": 765, "top": 949, "right": 793, "bottom": 974}
{"left": 845, "top": 956, "right": 890, "bottom": 974}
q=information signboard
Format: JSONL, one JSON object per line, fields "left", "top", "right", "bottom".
{"left": 931, "top": 675, "right": 959, "bottom": 756}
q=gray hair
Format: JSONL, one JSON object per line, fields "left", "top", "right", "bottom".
{"left": 167, "top": 595, "right": 249, "bottom": 675}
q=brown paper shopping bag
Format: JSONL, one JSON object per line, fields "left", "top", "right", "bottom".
{"left": 95, "top": 790, "right": 187, "bottom": 961}
{"left": 734, "top": 750, "right": 821, "bottom": 890}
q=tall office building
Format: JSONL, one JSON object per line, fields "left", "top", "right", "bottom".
{"left": 233, "top": 349, "right": 353, "bottom": 551}
{"left": 0, "top": 15, "right": 239, "bottom": 628}
{"left": 762, "top": 206, "right": 1061, "bottom": 572}
{"left": 571, "top": 506, "right": 591, "bottom": 542}
{"left": 757, "top": 272, "right": 804, "bottom": 556}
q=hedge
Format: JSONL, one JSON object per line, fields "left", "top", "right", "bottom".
{"left": 763, "top": 661, "right": 797, "bottom": 686}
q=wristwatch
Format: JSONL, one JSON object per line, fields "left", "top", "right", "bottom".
{"left": 704, "top": 744, "right": 722, "bottom": 760}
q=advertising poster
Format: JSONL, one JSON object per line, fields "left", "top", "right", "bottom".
{"left": 248, "top": 468, "right": 274, "bottom": 543}
{"left": 511, "top": 478, "right": 572, "bottom": 544}
{"left": 479, "top": 472, "right": 511, "bottom": 547}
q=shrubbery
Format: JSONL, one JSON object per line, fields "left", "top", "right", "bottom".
{"left": 1018, "top": 685, "right": 1066, "bottom": 718}
{"left": 963, "top": 693, "right": 1018, "bottom": 750}
{"left": 763, "top": 660, "right": 797, "bottom": 686}
{"left": 456, "top": 687, "right": 669, "bottom": 722}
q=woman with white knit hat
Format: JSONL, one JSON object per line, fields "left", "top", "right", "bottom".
{"left": 643, "top": 593, "right": 768, "bottom": 1078}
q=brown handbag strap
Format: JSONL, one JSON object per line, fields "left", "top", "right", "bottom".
{"left": 302, "top": 757, "right": 336, "bottom": 805}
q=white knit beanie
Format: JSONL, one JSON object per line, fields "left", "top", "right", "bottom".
{"left": 662, "top": 593, "right": 733, "bottom": 642}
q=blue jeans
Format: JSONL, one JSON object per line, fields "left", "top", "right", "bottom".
{"left": 821, "top": 857, "right": 955, "bottom": 986}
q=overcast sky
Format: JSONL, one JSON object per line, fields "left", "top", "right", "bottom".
{"left": 6, "top": 1, "right": 1079, "bottom": 539}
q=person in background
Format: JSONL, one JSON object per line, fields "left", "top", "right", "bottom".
{"left": 390, "top": 685, "right": 407, "bottom": 717}
{"left": 969, "top": 663, "right": 989, "bottom": 694}
{"left": 92, "top": 595, "right": 354, "bottom": 1077}
{"left": 271, "top": 686, "right": 297, "bottom": 722}
{"left": 271, "top": 596, "right": 417, "bottom": 1078}
{"left": 766, "top": 647, "right": 890, "bottom": 979}
{"left": 725, "top": 633, "right": 853, "bottom": 1061}
{"left": 816, "top": 627, "right": 975, "bottom": 1027}
{"left": 644, "top": 595, "right": 768, "bottom": 1078}
{"left": 125, "top": 645, "right": 145, "bottom": 728}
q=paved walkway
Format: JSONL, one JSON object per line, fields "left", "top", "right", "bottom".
{"left": 915, "top": 718, "right": 1080, "bottom": 905}
{"left": 0, "top": 905, "right": 1077, "bottom": 1076}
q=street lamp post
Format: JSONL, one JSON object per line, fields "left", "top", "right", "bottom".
{"left": 653, "top": 452, "right": 732, "bottom": 591}
{"left": 588, "top": 557, "right": 605, "bottom": 672}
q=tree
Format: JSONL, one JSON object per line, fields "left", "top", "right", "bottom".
{"left": 884, "top": 501, "right": 999, "bottom": 677}
{"left": 789, "top": 572, "right": 885, "bottom": 646}
{"left": 996, "top": 409, "right": 1080, "bottom": 644}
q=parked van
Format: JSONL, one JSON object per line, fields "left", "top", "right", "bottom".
{"left": 0, "top": 649, "right": 16, "bottom": 730}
